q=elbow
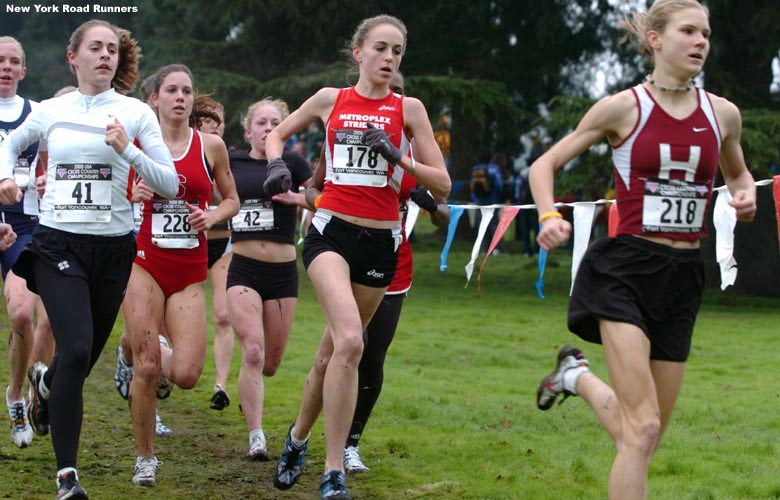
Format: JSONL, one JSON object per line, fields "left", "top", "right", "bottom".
{"left": 226, "top": 198, "right": 240, "bottom": 218}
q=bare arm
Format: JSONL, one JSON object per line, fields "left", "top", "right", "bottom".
{"left": 189, "top": 133, "right": 239, "bottom": 231}
{"left": 266, "top": 88, "right": 338, "bottom": 160}
{"left": 402, "top": 97, "right": 451, "bottom": 199}
{"left": 530, "top": 91, "right": 635, "bottom": 251}
{"left": 711, "top": 94, "right": 756, "bottom": 222}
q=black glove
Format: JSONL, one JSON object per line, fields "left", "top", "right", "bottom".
{"left": 362, "top": 123, "right": 402, "bottom": 165}
{"left": 263, "top": 157, "right": 291, "bottom": 195}
{"left": 410, "top": 188, "right": 438, "bottom": 213}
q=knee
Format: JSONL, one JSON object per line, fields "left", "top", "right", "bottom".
{"left": 175, "top": 373, "right": 199, "bottom": 390}
{"left": 241, "top": 341, "right": 265, "bottom": 369}
{"left": 133, "top": 350, "right": 162, "bottom": 384}
{"left": 334, "top": 333, "right": 364, "bottom": 366}
{"left": 59, "top": 342, "right": 91, "bottom": 369}
{"left": 214, "top": 307, "right": 231, "bottom": 331}
{"left": 9, "top": 306, "right": 34, "bottom": 332}
{"left": 622, "top": 417, "right": 662, "bottom": 458}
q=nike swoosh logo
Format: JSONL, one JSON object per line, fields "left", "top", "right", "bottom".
{"left": 693, "top": 127, "right": 708, "bottom": 132}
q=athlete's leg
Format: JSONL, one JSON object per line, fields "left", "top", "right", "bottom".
{"left": 163, "top": 281, "right": 208, "bottom": 390}
{"left": 306, "top": 251, "right": 385, "bottom": 472}
{"left": 121, "top": 264, "right": 165, "bottom": 459}
{"left": 348, "top": 293, "right": 404, "bottom": 446}
{"left": 211, "top": 252, "right": 233, "bottom": 392}
{"left": 228, "top": 284, "right": 266, "bottom": 432}
{"left": 595, "top": 319, "right": 661, "bottom": 500}
{"left": 4, "top": 272, "right": 37, "bottom": 402}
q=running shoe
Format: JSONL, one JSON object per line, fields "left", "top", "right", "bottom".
{"left": 343, "top": 446, "right": 369, "bottom": 474}
{"left": 536, "top": 345, "right": 590, "bottom": 410}
{"left": 273, "top": 423, "right": 308, "bottom": 490}
{"left": 114, "top": 345, "right": 133, "bottom": 401}
{"left": 155, "top": 410, "right": 172, "bottom": 437}
{"left": 131, "top": 456, "right": 160, "bottom": 487}
{"left": 247, "top": 429, "right": 268, "bottom": 461}
{"left": 27, "top": 362, "right": 49, "bottom": 436}
{"left": 7, "top": 387, "right": 33, "bottom": 448}
{"left": 56, "top": 470, "right": 88, "bottom": 499}
{"left": 209, "top": 384, "right": 230, "bottom": 410}
{"left": 319, "top": 469, "right": 351, "bottom": 500}
{"left": 156, "top": 335, "right": 173, "bottom": 400}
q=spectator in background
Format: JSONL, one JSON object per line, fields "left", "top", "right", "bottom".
{"left": 470, "top": 152, "right": 505, "bottom": 254}
{"left": 434, "top": 115, "right": 451, "bottom": 170}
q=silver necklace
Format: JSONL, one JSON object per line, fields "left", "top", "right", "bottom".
{"left": 645, "top": 75, "right": 693, "bottom": 93}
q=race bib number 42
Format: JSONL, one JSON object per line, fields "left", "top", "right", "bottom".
{"left": 642, "top": 178, "right": 709, "bottom": 234}
{"left": 231, "top": 199, "right": 274, "bottom": 232}
{"left": 53, "top": 163, "right": 112, "bottom": 223}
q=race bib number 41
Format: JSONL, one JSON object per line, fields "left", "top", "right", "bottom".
{"left": 642, "top": 178, "right": 709, "bottom": 233}
{"left": 53, "top": 163, "right": 112, "bottom": 223}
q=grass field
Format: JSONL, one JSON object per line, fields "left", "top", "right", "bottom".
{"left": 1, "top": 224, "right": 778, "bottom": 499}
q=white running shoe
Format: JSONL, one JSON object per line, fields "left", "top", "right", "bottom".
{"left": 114, "top": 345, "right": 133, "bottom": 400}
{"left": 247, "top": 429, "right": 268, "bottom": 461}
{"left": 132, "top": 456, "right": 160, "bottom": 487}
{"left": 155, "top": 410, "right": 172, "bottom": 437}
{"left": 6, "top": 387, "right": 33, "bottom": 448}
{"left": 156, "top": 335, "right": 173, "bottom": 400}
{"left": 536, "top": 345, "right": 590, "bottom": 410}
{"left": 343, "top": 446, "right": 369, "bottom": 474}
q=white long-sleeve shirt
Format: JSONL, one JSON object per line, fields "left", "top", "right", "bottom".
{"left": 0, "top": 88, "right": 178, "bottom": 235}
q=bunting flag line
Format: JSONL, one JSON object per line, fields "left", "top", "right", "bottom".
{"left": 425, "top": 178, "right": 778, "bottom": 295}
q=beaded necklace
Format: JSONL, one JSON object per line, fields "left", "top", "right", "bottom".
{"left": 645, "top": 74, "right": 694, "bottom": 93}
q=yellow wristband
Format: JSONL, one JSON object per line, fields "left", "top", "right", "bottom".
{"left": 538, "top": 211, "right": 563, "bottom": 223}
{"left": 314, "top": 194, "right": 322, "bottom": 210}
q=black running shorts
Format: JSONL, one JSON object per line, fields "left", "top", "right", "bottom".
{"left": 568, "top": 235, "right": 704, "bottom": 362}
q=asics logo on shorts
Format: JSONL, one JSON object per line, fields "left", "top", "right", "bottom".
{"left": 366, "top": 269, "right": 384, "bottom": 279}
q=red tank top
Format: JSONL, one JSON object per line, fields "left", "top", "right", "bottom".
{"left": 319, "top": 87, "right": 408, "bottom": 221}
{"left": 612, "top": 85, "right": 721, "bottom": 241}
{"left": 137, "top": 129, "right": 213, "bottom": 257}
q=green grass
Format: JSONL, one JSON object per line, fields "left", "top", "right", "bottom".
{"left": 1, "top": 224, "right": 778, "bottom": 499}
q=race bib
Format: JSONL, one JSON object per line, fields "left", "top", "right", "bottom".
{"left": 150, "top": 199, "right": 199, "bottom": 249}
{"left": 642, "top": 178, "right": 709, "bottom": 233}
{"left": 332, "top": 128, "right": 388, "bottom": 187}
{"left": 231, "top": 199, "right": 274, "bottom": 232}
{"left": 53, "top": 163, "right": 112, "bottom": 223}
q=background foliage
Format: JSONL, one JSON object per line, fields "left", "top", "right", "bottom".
{"left": 1, "top": 0, "right": 778, "bottom": 288}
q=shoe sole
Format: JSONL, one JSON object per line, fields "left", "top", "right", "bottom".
{"left": 247, "top": 450, "right": 269, "bottom": 461}
{"left": 57, "top": 487, "right": 89, "bottom": 499}
{"left": 209, "top": 390, "right": 230, "bottom": 410}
